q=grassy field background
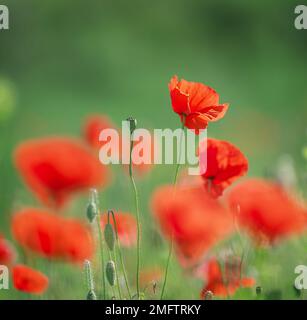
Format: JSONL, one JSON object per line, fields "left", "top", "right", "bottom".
{"left": 0, "top": 0, "right": 307, "bottom": 299}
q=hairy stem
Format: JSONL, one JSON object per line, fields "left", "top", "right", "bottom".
{"left": 110, "top": 210, "right": 132, "bottom": 299}
{"left": 161, "top": 120, "right": 185, "bottom": 299}
{"left": 96, "top": 214, "right": 106, "bottom": 300}
{"left": 129, "top": 135, "right": 141, "bottom": 299}
{"left": 160, "top": 237, "right": 173, "bottom": 299}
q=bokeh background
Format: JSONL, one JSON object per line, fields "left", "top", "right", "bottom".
{"left": 0, "top": 0, "right": 307, "bottom": 299}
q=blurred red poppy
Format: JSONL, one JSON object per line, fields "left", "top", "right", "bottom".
{"left": 14, "top": 137, "right": 110, "bottom": 208}
{"left": 0, "top": 234, "right": 16, "bottom": 265}
{"left": 83, "top": 114, "right": 117, "bottom": 149}
{"left": 13, "top": 264, "right": 49, "bottom": 294}
{"left": 200, "top": 257, "right": 255, "bottom": 298}
{"left": 101, "top": 212, "right": 137, "bottom": 247}
{"left": 199, "top": 138, "right": 248, "bottom": 198}
{"left": 12, "top": 208, "right": 94, "bottom": 263}
{"left": 169, "top": 75, "right": 229, "bottom": 133}
{"left": 151, "top": 185, "right": 233, "bottom": 265}
{"left": 60, "top": 218, "right": 95, "bottom": 262}
{"left": 227, "top": 179, "right": 307, "bottom": 244}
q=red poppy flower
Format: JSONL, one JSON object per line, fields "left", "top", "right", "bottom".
{"left": 200, "top": 257, "right": 255, "bottom": 298}
{"left": 12, "top": 208, "right": 94, "bottom": 263}
{"left": 14, "top": 137, "right": 110, "bottom": 208}
{"left": 101, "top": 212, "right": 137, "bottom": 247}
{"left": 0, "top": 234, "right": 16, "bottom": 265}
{"left": 83, "top": 114, "right": 117, "bottom": 149}
{"left": 151, "top": 185, "right": 233, "bottom": 265}
{"left": 199, "top": 138, "right": 248, "bottom": 198}
{"left": 13, "top": 264, "right": 49, "bottom": 294}
{"left": 169, "top": 75, "right": 229, "bottom": 133}
{"left": 227, "top": 179, "right": 307, "bottom": 244}
{"left": 60, "top": 218, "right": 95, "bottom": 262}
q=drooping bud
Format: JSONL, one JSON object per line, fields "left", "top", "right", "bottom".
{"left": 87, "top": 290, "right": 97, "bottom": 300}
{"left": 104, "top": 223, "right": 115, "bottom": 251}
{"left": 126, "top": 117, "right": 137, "bottom": 134}
{"left": 106, "top": 261, "right": 116, "bottom": 286}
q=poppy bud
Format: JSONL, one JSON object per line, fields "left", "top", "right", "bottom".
{"left": 84, "top": 259, "right": 95, "bottom": 299}
{"left": 256, "top": 286, "right": 262, "bottom": 296}
{"left": 126, "top": 117, "right": 137, "bottom": 134}
{"left": 203, "top": 290, "right": 213, "bottom": 300}
{"left": 106, "top": 261, "right": 116, "bottom": 286}
{"left": 86, "top": 202, "right": 98, "bottom": 223}
{"left": 87, "top": 289, "right": 97, "bottom": 300}
{"left": 104, "top": 223, "right": 115, "bottom": 251}
{"left": 152, "top": 281, "right": 157, "bottom": 295}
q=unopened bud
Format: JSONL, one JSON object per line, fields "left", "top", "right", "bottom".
{"left": 126, "top": 117, "right": 137, "bottom": 134}
{"left": 86, "top": 202, "right": 98, "bottom": 223}
{"left": 256, "top": 286, "right": 262, "bottom": 296}
{"left": 203, "top": 290, "right": 213, "bottom": 300}
{"left": 104, "top": 223, "right": 115, "bottom": 251}
{"left": 152, "top": 281, "right": 157, "bottom": 295}
{"left": 106, "top": 261, "right": 116, "bottom": 286}
{"left": 87, "top": 290, "right": 97, "bottom": 300}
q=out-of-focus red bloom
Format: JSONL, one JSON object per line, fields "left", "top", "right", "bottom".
{"left": 0, "top": 234, "right": 16, "bottom": 265}
{"left": 101, "top": 212, "right": 137, "bottom": 247}
{"left": 151, "top": 185, "right": 233, "bottom": 265}
{"left": 14, "top": 137, "right": 110, "bottom": 208}
{"left": 227, "top": 179, "right": 307, "bottom": 244}
{"left": 199, "top": 138, "right": 248, "bottom": 198}
{"left": 169, "top": 76, "right": 229, "bottom": 133}
{"left": 59, "top": 218, "right": 95, "bottom": 263}
{"left": 83, "top": 114, "right": 117, "bottom": 149}
{"left": 200, "top": 257, "right": 255, "bottom": 298}
{"left": 13, "top": 264, "right": 49, "bottom": 294}
{"left": 12, "top": 208, "right": 94, "bottom": 263}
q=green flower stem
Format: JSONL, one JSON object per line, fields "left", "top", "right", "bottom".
{"left": 161, "top": 120, "right": 185, "bottom": 300}
{"left": 106, "top": 212, "right": 122, "bottom": 299}
{"left": 95, "top": 214, "right": 106, "bottom": 300}
{"left": 110, "top": 210, "right": 132, "bottom": 299}
{"left": 172, "top": 120, "right": 185, "bottom": 186}
{"left": 129, "top": 134, "right": 141, "bottom": 299}
{"left": 160, "top": 237, "right": 173, "bottom": 299}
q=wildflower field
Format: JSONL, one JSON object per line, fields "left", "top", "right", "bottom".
{"left": 0, "top": 0, "right": 307, "bottom": 301}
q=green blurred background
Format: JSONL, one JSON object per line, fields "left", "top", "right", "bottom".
{"left": 0, "top": 0, "right": 307, "bottom": 299}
